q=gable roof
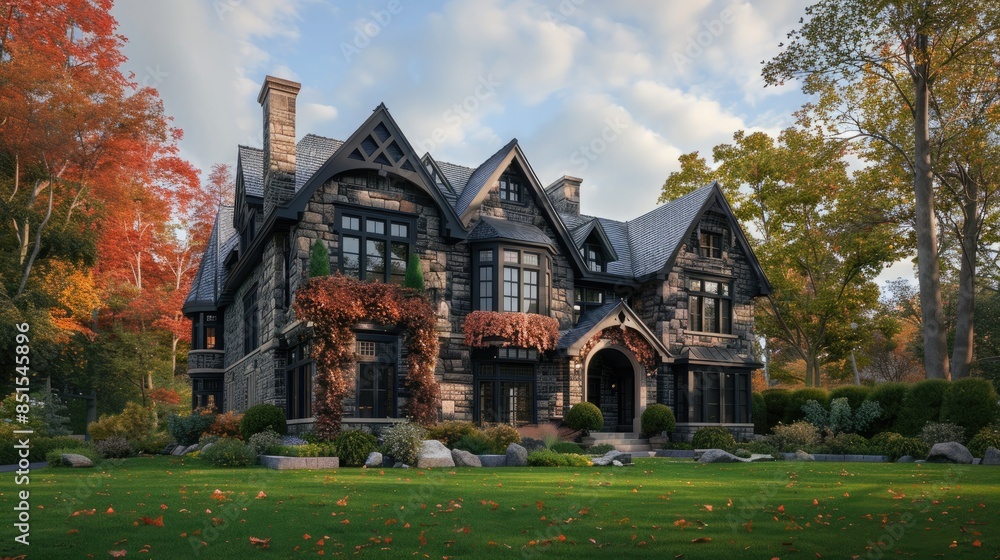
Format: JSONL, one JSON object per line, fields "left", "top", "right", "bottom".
{"left": 556, "top": 299, "right": 671, "bottom": 361}
{"left": 569, "top": 217, "right": 620, "bottom": 263}
{"left": 627, "top": 183, "right": 717, "bottom": 277}
{"left": 183, "top": 204, "right": 236, "bottom": 312}
{"left": 453, "top": 138, "right": 518, "bottom": 219}
{"left": 468, "top": 216, "right": 554, "bottom": 247}
{"left": 237, "top": 145, "right": 264, "bottom": 198}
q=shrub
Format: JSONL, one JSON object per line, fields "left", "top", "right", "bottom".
{"left": 136, "top": 432, "right": 173, "bottom": 455}
{"left": 452, "top": 433, "right": 493, "bottom": 455}
{"left": 640, "top": 404, "right": 676, "bottom": 437}
{"left": 822, "top": 432, "right": 870, "bottom": 455}
{"left": 752, "top": 393, "right": 768, "bottom": 434}
{"left": 785, "top": 388, "right": 829, "bottom": 424}
{"left": 869, "top": 432, "right": 928, "bottom": 461}
{"left": 549, "top": 441, "right": 585, "bottom": 454}
{"left": 310, "top": 239, "right": 330, "bottom": 277}
{"left": 425, "top": 421, "right": 480, "bottom": 447}
{"left": 96, "top": 436, "right": 136, "bottom": 459}
{"left": 46, "top": 446, "right": 99, "bottom": 466}
{"left": 247, "top": 429, "right": 284, "bottom": 456}
{"left": 803, "top": 397, "right": 882, "bottom": 434}
{"left": 761, "top": 389, "right": 792, "bottom": 432}
{"left": 967, "top": 425, "right": 1000, "bottom": 458}
{"left": 894, "top": 379, "right": 950, "bottom": 436}
{"left": 404, "top": 253, "right": 424, "bottom": 291}
{"left": 940, "top": 377, "right": 1000, "bottom": 440}
{"left": 201, "top": 438, "right": 258, "bottom": 467}
{"left": 284, "top": 443, "right": 336, "bottom": 457}
{"left": 207, "top": 411, "right": 244, "bottom": 439}
{"left": 526, "top": 449, "right": 592, "bottom": 467}
{"left": 588, "top": 443, "right": 616, "bottom": 455}
{"left": 483, "top": 424, "right": 521, "bottom": 454}
{"left": 88, "top": 402, "right": 158, "bottom": 443}
{"left": 865, "top": 383, "right": 910, "bottom": 436}
{"left": 334, "top": 430, "right": 379, "bottom": 466}
{"left": 240, "top": 404, "right": 287, "bottom": 440}
{"left": 520, "top": 437, "right": 547, "bottom": 451}
{"left": 829, "top": 386, "right": 871, "bottom": 409}
{"left": 33, "top": 436, "right": 91, "bottom": 458}
{"left": 662, "top": 441, "right": 694, "bottom": 450}
{"left": 168, "top": 412, "right": 217, "bottom": 446}
{"left": 691, "top": 426, "right": 736, "bottom": 450}
{"left": 744, "top": 439, "right": 783, "bottom": 459}
{"left": 565, "top": 402, "right": 603, "bottom": 433}
{"left": 380, "top": 422, "right": 426, "bottom": 465}
{"left": 920, "top": 422, "right": 967, "bottom": 446}
{"left": 771, "top": 421, "right": 821, "bottom": 452}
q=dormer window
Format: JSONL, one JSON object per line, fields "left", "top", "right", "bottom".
{"left": 499, "top": 174, "right": 522, "bottom": 203}
{"left": 584, "top": 244, "right": 605, "bottom": 272}
{"left": 699, "top": 230, "right": 723, "bottom": 259}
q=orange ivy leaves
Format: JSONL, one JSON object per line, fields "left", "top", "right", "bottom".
{"left": 579, "top": 327, "right": 658, "bottom": 371}
{"left": 462, "top": 311, "right": 559, "bottom": 352}
{"left": 294, "top": 274, "right": 440, "bottom": 438}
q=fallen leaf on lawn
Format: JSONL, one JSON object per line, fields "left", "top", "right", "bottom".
{"left": 249, "top": 536, "right": 271, "bottom": 549}
{"left": 742, "top": 521, "right": 753, "bottom": 533}
{"left": 140, "top": 516, "right": 164, "bottom": 527}
{"left": 303, "top": 534, "right": 311, "bottom": 540}
{"left": 558, "top": 535, "right": 566, "bottom": 542}
{"left": 106, "top": 508, "right": 115, "bottom": 514}
{"left": 537, "top": 501, "right": 544, "bottom": 511}
{"left": 589, "top": 538, "right": 597, "bottom": 545}
{"left": 109, "top": 550, "right": 126, "bottom": 558}
{"left": 211, "top": 490, "right": 226, "bottom": 502}
{"left": 256, "top": 491, "right": 266, "bottom": 499}
{"left": 813, "top": 499, "right": 819, "bottom": 506}
{"left": 691, "top": 537, "right": 712, "bottom": 543}
{"left": 419, "top": 532, "right": 427, "bottom": 546}
{"left": 777, "top": 505, "right": 785, "bottom": 513}
{"left": 68, "top": 529, "right": 79, "bottom": 535}
{"left": 340, "top": 519, "right": 350, "bottom": 524}
{"left": 674, "top": 519, "right": 692, "bottom": 529}
{"left": 727, "top": 498, "right": 732, "bottom": 507}
{"left": 973, "top": 540, "right": 982, "bottom": 547}
{"left": 160, "top": 504, "right": 168, "bottom": 510}
{"left": 703, "top": 505, "right": 713, "bottom": 512}
{"left": 336, "top": 497, "right": 348, "bottom": 507}
{"left": 949, "top": 541, "right": 958, "bottom": 548}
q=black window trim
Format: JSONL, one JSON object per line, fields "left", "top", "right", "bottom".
{"left": 498, "top": 173, "right": 524, "bottom": 205}
{"left": 286, "top": 342, "right": 314, "bottom": 420}
{"left": 242, "top": 283, "right": 259, "bottom": 356}
{"left": 333, "top": 205, "right": 417, "bottom": 285}
{"left": 686, "top": 274, "right": 733, "bottom": 335}
{"left": 471, "top": 241, "right": 551, "bottom": 314}
{"left": 473, "top": 359, "right": 538, "bottom": 425}
{"left": 353, "top": 333, "right": 400, "bottom": 419}
{"left": 682, "top": 367, "right": 751, "bottom": 424}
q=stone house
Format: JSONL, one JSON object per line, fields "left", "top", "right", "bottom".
{"left": 183, "top": 76, "right": 771, "bottom": 440}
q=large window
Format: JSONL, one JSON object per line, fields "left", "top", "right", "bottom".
{"left": 242, "top": 285, "right": 259, "bottom": 356}
{"left": 191, "top": 312, "right": 224, "bottom": 350}
{"left": 475, "top": 246, "right": 547, "bottom": 313}
{"left": 286, "top": 344, "right": 313, "bottom": 420}
{"left": 688, "top": 278, "right": 732, "bottom": 334}
{"left": 355, "top": 338, "right": 397, "bottom": 418}
{"left": 499, "top": 174, "right": 522, "bottom": 203}
{"left": 476, "top": 361, "right": 535, "bottom": 426}
{"left": 689, "top": 369, "right": 750, "bottom": 423}
{"left": 336, "top": 208, "right": 414, "bottom": 284}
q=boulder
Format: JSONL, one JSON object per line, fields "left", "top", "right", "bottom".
{"left": 200, "top": 443, "right": 214, "bottom": 454}
{"left": 611, "top": 460, "right": 624, "bottom": 467}
{"left": 416, "top": 440, "right": 455, "bottom": 468}
{"left": 162, "top": 443, "right": 178, "bottom": 455}
{"left": 170, "top": 445, "right": 187, "bottom": 456}
{"left": 478, "top": 454, "right": 507, "bottom": 467}
{"left": 393, "top": 462, "right": 410, "bottom": 469}
{"left": 61, "top": 453, "right": 93, "bottom": 468}
{"left": 926, "top": 442, "right": 973, "bottom": 464}
{"left": 896, "top": 455, "right": 914, "bottom": 463}
{"left": 505, "top": 443, "right": 528, "bottom": 467}
{"left": 697, "top": 449, "right": 745, "bottom": 463}
{"left": 183, "top": 444, "right": 199, "bottom": 455}
{"left": 593, "top": 450, "right": 629, "bottom": 466}
{"left": 451, "top": 448, "right": 482, "bottom": 467}
{"left": 364, "top": 451, "right": 383, "bottom": 468}
{"left": 982, "top": 447, "right": 1000, "bottom": 466}
{"left": 794, "top": 450, "right": 815, "bottom": 462}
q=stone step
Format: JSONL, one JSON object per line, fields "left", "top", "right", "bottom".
{"left": 583, "top": 432, "right": 642, "bottom": 441}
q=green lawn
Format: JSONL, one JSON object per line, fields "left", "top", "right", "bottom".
{"left": 1, "top": 456, "right": 998, "bottom": 559}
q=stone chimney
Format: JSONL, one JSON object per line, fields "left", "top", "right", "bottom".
{"left": 545, "top": 175, "right": 582, "bottom": 216}
{"left": 258, "top": 75, "right": 301, "bottom": 212}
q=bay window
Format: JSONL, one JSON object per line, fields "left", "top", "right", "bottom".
{"left": 474, "top": 245, "right": 549, "bottom": 313}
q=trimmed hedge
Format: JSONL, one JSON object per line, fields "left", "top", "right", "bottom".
{"left": 640, "top": 403, "right": 676, "bottom": 436}
{"left": 761, "top": 389, "right": 791, "bottom": 433}
{"left": 828, "top": 385, "right": 870, "bottom": 410}
{"left": 865, "top": 383, "right": 909, "bottom": 436}
{"left": 452, "top": 433, "right": 493, "bottom": 455}
{"left": 894, "top": 379, "right": 950, "bottom": 436}
{"left": 940, "top": 377, "right": 999, "bottom": 441}
{"left": 752, "top": 393, "right": 768, "bottom": 434}
{"left": 550, "top": 441, "right": 585, "bottom": 454}
{"left": 526, "top": 449, "right": 592, "bottom": 467}
{"left": 967, "top": 425, "right": 1000, "bottom": 458}
{"left": 691, "top": 426, "right": 735, "bottom": 451}
{"left": 240, "top": 404, "right": 287, "bottom": 440}
{"left": 168, "top": 412, "right": 216, "bottom": 446}
{"left": 565, "top": 402, "right": 603, "bottom": 433}
{"left": 785, "top": 388, "right": 829, "bottom": 424}
{"left": 201, "top": 438, "right": 257, "bottom": 467}
{"left": 425, "top": 421, "right": 479, "bottom": 448}
{"left": 334, "top": 430, "right": 378, "bottom": 467}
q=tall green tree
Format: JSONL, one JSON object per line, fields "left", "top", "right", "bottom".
{"left": 661, "top": 127, "right": 903, "bottom": 386}
{"left": 763, "top": 0, "right": 1000, "bottom": 379}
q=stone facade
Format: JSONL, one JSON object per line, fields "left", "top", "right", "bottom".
{"left": 183, "top": 76, "right": 769, "bottom": 439}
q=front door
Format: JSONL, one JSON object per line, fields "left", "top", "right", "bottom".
{"left": 586, "top": 348, "right": 636, "bottom": 432}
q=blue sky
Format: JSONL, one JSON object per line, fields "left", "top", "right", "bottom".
{"left": 111, "top": 0, "right": 916, "bottom": 285}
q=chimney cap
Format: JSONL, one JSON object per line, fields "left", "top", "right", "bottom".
{"left": 257, "top": 75, "right": 302, "bottom": 105}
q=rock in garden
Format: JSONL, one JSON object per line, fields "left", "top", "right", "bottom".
{"left": 393, "top": 462, "right": 410, "bottom": 469}
{"left": 794, "top": 450, "right": 815, "bottom": 461}
{"left": 983, "top": 447, "right": 1000, "bottom": 466}
{"left": 162, "top": 443, "right": 178, "bottom": 455}
{"left": 593, "top": 450, "right": 626, "bottom": 466}
{"left": 200, "top": 443, "right": 214, "bottom": 453}
{"left": 61, "top": 453, "right": 93, "bottom": 468}
{"left": 183, "top": 444, "right": 199, "bottom": 454}
{"left": 926, "top": 442, "right": 973, "bottom": 464}
{"left": 697, "top": 449, "right": 744, "bottom": 463}
{"left": 612, "top": 460, "right": 624, "bottom": 467}
{"left": 416, "top": 440, "right": 455, "bottom": 468}
{"left": 896, "top": 455, "right": 914, "bottom": 463}
{"left": 451, "top": 448, "right": 482, "bottom": 467}
{"left": 505, "top": 443, "right": 528, "bottom": 467}
{"left": 364, "top": 451, "right": 383, "bottom": 468}
{"left": 170, "top": 445, "right": 187, "bottom": 456}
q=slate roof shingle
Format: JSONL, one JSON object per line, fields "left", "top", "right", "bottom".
{"left": 295, "top": 134, "right": 344, "bottom": 191}
{"left": 238, "top": 146, "right": 264, "bottom": 198}
{"left": 625, "top": 183, "right": 717, "bottom": 277}
{"left": 468, "top": 216, "right": 554, "bottom": 246}
{"left": 453, "top": 138, "right": 518, "bottom": 217}
{"left": 185, "top": 205, "right": 236, "bottom": 308}
{"left": 556, "top": 301, "right": 620, "bottom": 351}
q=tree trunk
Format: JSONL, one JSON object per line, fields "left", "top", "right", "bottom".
{"left": 950, "top": 170, "right": 978, "bottom": 379}
{"left": 913, "top": 35, "right": 951, "bottom": 380}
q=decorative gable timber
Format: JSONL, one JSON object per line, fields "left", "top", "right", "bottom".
{"left": 639, "top": 182, "right": 771, "bottom": 295}
{"left": 279, "top": 103, "right": 466, "bottom": 239}
{"left": 556, "top": 300, "right": 671, "bottom": 361}
{"left": 453, "top": 140, "right": 596, "bottom": 277}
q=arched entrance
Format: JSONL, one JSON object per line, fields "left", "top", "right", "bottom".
{"left": 585, "top": 347, "right": 639, "bottom": 432}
